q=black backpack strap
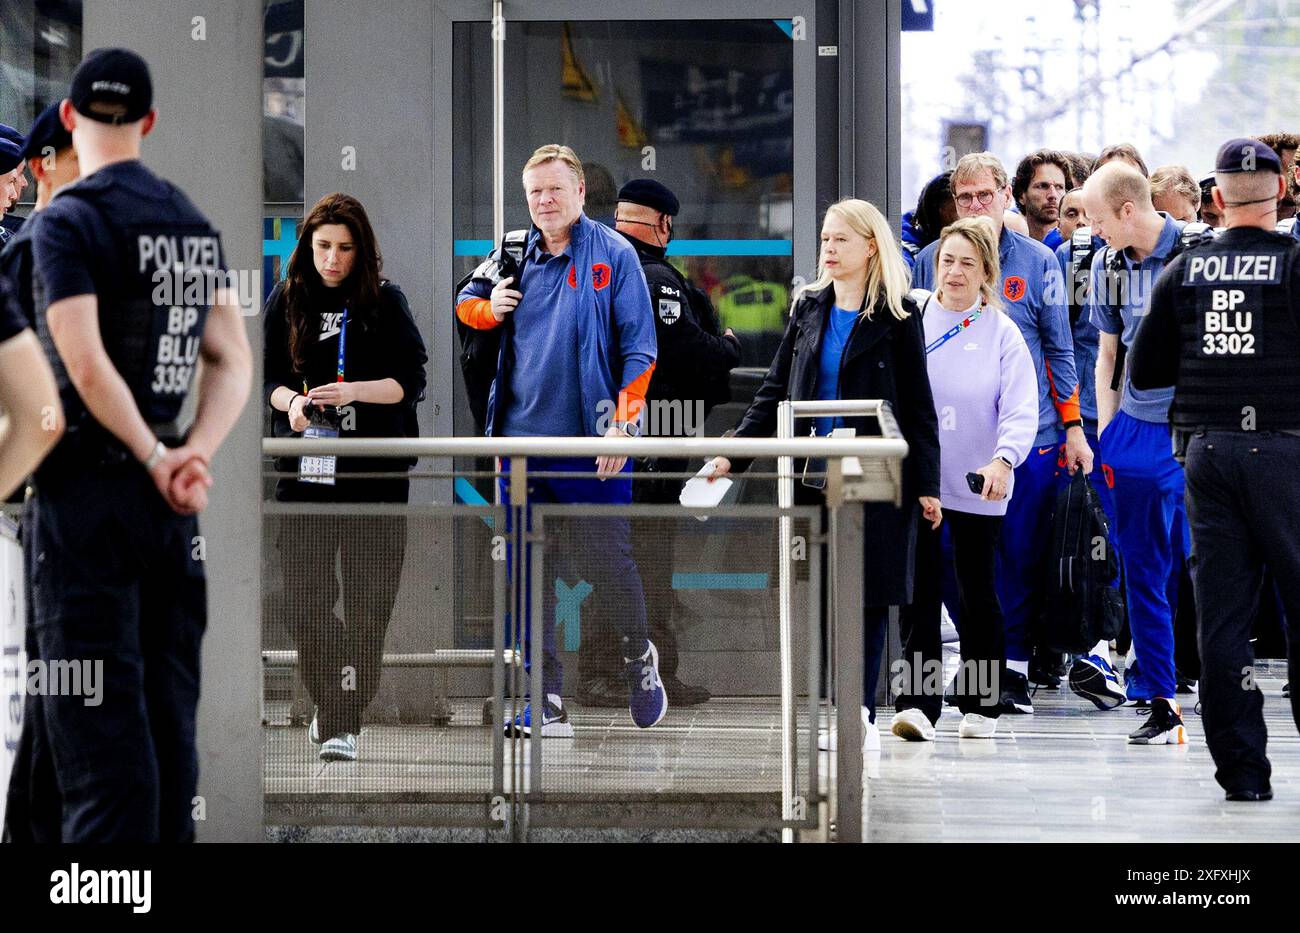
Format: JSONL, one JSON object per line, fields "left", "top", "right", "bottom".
{"left": 1069, "top": 226, "right": 1096, "bottom": 325}
{"left": 1103, "top": 246, "right": 1129, "bottom": 392}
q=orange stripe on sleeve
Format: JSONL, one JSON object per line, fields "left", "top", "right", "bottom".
{"left": 616, "top": 361, "right": 657, "bottom": 425}
{"left": 1044, "top": 359, "right": 1082, "bottom": 425}
{"left": 456, "top": 297, "right": 500, "bottom": 331}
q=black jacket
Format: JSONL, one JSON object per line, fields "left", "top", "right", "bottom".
{"left": 263, "top": 278, "right": 427, "bottom": 501}
{"left": 733, "top": 282, "right": 941, "bottom": 606}
{"left": 622, "top": 233, "right": 740, "bottom": 417}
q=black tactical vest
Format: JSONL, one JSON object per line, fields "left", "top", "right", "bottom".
{"left": 1172, "top": 228, "right": 1300, "bottom": 432}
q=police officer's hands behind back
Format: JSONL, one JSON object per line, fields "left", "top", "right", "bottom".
{"left": 148, "top": 445, "right": 212, "bottom": 515}
{"left": 490, "top": 276, "right": 522, "bottom": 322}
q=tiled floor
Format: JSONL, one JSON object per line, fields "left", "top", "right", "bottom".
{"left": 265, "top": 663, "right": 1298, "bottom": 841}
{"left": 866, "top": 664, "right": 1298, "bottom": 843}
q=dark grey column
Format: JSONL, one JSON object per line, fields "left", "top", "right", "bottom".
{"left": 82, "top": 0, "right": 265, "bottom": 841}
{"left": 840, "top": 0, "right": 902, "bottom": 226}
{"left": 303, "top": 1, "right": 460, "bottom": 717}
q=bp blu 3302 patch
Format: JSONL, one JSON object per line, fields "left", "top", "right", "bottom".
{"left": 1197, "top": 294, "right": 1259, "bottom": 356}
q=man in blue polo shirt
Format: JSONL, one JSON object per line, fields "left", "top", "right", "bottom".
{"left": 913, "top": 151, "right": 1092, "bottom": 714}
{"left": 455, "top": 144, "right": 666, "bottom": 739}
{"left": 1083, "top": 160, "right": 1193, "bottom": 745}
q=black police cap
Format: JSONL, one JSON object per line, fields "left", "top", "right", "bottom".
{"left": 70, "top": 48, "right": 153, "bottom": 125}
{"left": 617, "top": 178, "right": 680, "bottom": 217}
{"left": 21, "top": 103, "right": 73, "bottom": 161}
{"left": 0, "top": 124, "right": 22, "bottom": 147}
{"left": 1214, "top": 137, "right": 1283, "bottom": 175}
{"left": 0, "top": 139, "right": 22, "bottom": 175}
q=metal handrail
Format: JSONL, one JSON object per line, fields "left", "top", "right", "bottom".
{"left": 778, "top": 399, "right": 906, "bottom": 843}
{"left": 263, "top": 413, "right": 908, "bottom": 843}
{"left": 263, "top": 435, "right": 909, "bottom": 459}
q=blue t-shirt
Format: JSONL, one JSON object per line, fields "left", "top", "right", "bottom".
{"left": 1086, "top": 213, "right": 1180, "bottom": 424}
{"left": 813, "top": 305, "right": 858, "bottom": 437}
{"left": 1043, "top": 227, "right": 1063, "bottom": 251}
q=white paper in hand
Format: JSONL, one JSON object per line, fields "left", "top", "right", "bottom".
{"left": 680, "top": 462, "right": 733, "bottom": 512}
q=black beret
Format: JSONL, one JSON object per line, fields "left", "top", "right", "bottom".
{"left": 22, "top": 103, "right": 73, "bottom": 161}
{"left": 0, "top": 139, "right": 22, "bottom": 175}
{"left": 1214, "top": 137, "right": 1283, "bottom": 175}
{"left": 617, "top": 178, "right": 680, "bottom": 216}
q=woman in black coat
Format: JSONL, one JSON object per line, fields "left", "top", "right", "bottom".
{"left": 708, "top": 198, "right": 941, "bottom": 746}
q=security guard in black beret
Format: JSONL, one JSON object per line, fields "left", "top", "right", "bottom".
{"left": 1130, "top": 137, "right": 1300, "bottom": 803}
{"left": 576, "top": 179, "right": 740, "bottom": 708}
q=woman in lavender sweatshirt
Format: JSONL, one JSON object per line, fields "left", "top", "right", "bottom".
{"left": 891, "top": 217, "right": 1038, "bottom": 741}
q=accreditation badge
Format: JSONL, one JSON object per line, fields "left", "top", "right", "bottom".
{"left": 299, "top": 422, "right": 339, "bottom": 485}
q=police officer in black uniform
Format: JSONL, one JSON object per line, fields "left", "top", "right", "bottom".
{"left": 0, "top": 135, "right": 24, "bottom": 247}
{"left": 23, "top": 48, "right": 252, "bottom": 841}
{"left": 575, "top": 179, "right": 741, "bottom": 707}
{"left": 0, "top": 102, "right": 78, "bottom": 842}
{"left": 1130, "top": 137, "right": 1300, "bottom": 803}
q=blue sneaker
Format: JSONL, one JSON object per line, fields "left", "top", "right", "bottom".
{"left": 504, "top": 695, "right": 573, "bottom": 738}
{"left": 1069, "top": 654, "right": 1127, "bottom": 710}
{"left": 625, "top": 641, "right": 668, "bottom": 728}
{"left": 1123, "top": 659, "right": 1154, "bottom": 707}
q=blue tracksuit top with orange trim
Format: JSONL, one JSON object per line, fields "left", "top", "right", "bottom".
{"left": 455, "top": 213, "right": 657, "bottom": 437}
{"left": 913, "top": 224, "right": 1081, "bottom": 446}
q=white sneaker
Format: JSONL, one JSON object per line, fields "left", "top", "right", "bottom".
{"left": 890, "top": 708, "right": 936, "bottom": 742}
{"left": 939, "top": 604, "right": 959, "bottom": 644}
{"left": 958, "top": 713, "right": 997, "bottom": 739}
{"left": 864, "top": 720, "right": 881, "bottom": 752}
{"left": 818, "top": 707, "right": 873, "bottom": 751}
{"left": 319, "top": 733, "right": 358, "bottom": 761}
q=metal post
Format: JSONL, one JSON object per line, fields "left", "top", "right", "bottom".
{"left": 491, "top": 500, "right": 506, "bottom": 830}
{"left": 828, "top": 461, "right": 864, "bottom": 844}
{"left": 776, "top": 402, "right": 797, "bottom": 842}
{"left": 491, "top": 0, "right": 505, "bottom": 249}
{"left": 508, "top": 456, "right": 527, "bottom": 841}
{"left": 527, "top": 493, "right": 545, "bottom": 837}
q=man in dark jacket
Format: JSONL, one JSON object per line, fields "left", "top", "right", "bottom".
{"left": 577, "top": 179, "right": 741, "bottom": 707}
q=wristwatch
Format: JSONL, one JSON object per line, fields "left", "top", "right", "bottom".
{"left": 613, "top": 420, "right": 642, "bottom": 438}
{"left": 996, "top": 455, "right": 1013, "bottom": 469}
{"left": 143, "top": 440, "right": 167, "bottom": 470}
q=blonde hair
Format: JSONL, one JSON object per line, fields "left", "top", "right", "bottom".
{"left": 521, "top": 143, "right": 585, "bottom": 186}
{"left": 953, "top": 152, "right": 1009, "bottom": 191}
{"left": 1149, "top": 164, "right": 1199, "bottom": 205}
{"left": 796, "top": 198, "right": 911, "bottom": 321}
{"left": 934, "top": 217, "right": 1003, "bottom": 311}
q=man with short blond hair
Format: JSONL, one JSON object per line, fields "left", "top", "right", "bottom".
{"left": 1082, "top": 160, "right": 1197, "bottom": 743}
{"left": 455, "top": 143, "right": 666, "bottom": 738}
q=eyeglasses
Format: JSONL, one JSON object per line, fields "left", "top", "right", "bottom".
{"left": 955, "top": 190, "right": 998, "bottom": 208}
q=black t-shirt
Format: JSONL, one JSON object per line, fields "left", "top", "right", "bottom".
{"left": 31, "top": 160, "right": 225, "bottom": 460}
{"left": 262, "top": 278, "right": 428, "bottom": 501}
{"left": 0, "top": 217, "right": 37, "bottom": 333}
{"left": 0, "top": 266, "right": 27, "bottom": 342}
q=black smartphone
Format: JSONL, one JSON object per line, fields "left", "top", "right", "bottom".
{"left": 966, "top": 471, "right": 985, "bottom": 495}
